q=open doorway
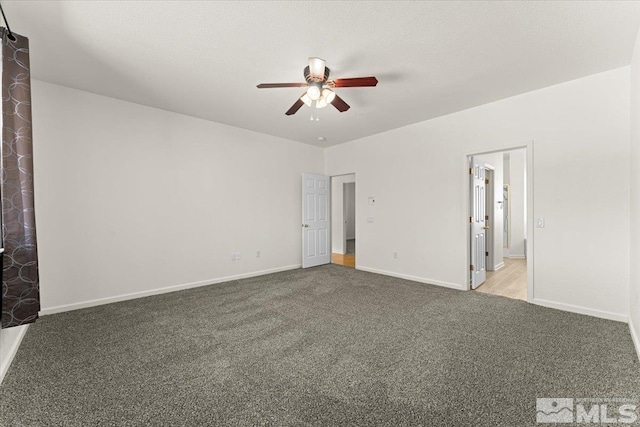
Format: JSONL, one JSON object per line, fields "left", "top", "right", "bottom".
{"left": 331, "top": 174, "right": 356, "bottom": 268}
{"left": 467, "top": 148, "right": 530, "bottom": 301}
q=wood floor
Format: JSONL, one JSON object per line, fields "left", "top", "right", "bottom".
{"left": 475, "top": 258, "right": 527, "bottom": 301}
{"left": 332, "top": 239, "right": 356, "bottom": 268}
{"left": 332, "top": 253, "right": 355, "bottom": 268}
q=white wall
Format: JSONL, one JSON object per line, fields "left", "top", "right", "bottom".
{"left": 474, "top": 152, "right": 503, "bottom": 270}
{"left": 345, "top": 182, "right": 356, "bottom": 240}
{"left": 331, "top": 174, "right": 355, "bottom": 254}
{"left": 30, "top": 80, "right": 324, "bottom": 313}
{"left": 630, "top": 29, "right": 640, "bottom": 358}
{"left": 326, "top": 67, "right": 630, "bottom": 321}
{"left": 508, "top": 149, "right": 527, "bottom": 258}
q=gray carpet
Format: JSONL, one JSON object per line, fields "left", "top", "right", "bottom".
{"left": 1, "top": 265, "right": 638, "bottom": 426}
{"left": 346, "top": 239, "right": 355, "bottom": 255}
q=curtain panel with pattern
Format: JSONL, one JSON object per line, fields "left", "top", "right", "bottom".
{"left": 1, "top": 28, "right": 39, "bottom": 328}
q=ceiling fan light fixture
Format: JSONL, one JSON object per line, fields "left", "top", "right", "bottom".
{"left": 309, "top": 57, "right": 326, "bottom": 79}
{"left": 307, "top": 85, "right": 321, "bottom": 101}
{"left": 316, "top": 96, "right": 328, "bottom": 109}
{"left": 322, "top": 88, "right": 336, "bottom": 104}
{"left": 257, "top": 57, "right": 376, "bottom": 115}
{"left": 301, "top": 93, "right": 312, "bottom": 107}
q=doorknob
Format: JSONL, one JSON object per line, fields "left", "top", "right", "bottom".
{"left": 302, "top": 224, "right": 309, "bottom": 227}
{"left": 483, "top": 226, "right": 490, "bottom": 230}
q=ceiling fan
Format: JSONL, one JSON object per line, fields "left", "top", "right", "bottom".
{"left": 257, "top": 57, "right": 378, "bottom": 115}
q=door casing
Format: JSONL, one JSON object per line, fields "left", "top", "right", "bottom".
{"left": 462, "top": 141, "right": 534, "bottom": 302}
{"left": 485, "top": 166, "right": 496, "bottom": 272}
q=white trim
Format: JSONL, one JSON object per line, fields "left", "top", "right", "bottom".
{"left": 630, "top": 316, "right": 640, "bottom": 363}
{"left": 40, "top": 265, "right": 301, "bottom": 316}
{"left": 357, "top": 266, "right": 465, "bottom": 290}
{"left": 509, "top": 255, "right": 526, "bottom": 259}
{"left": 491, "top": 261, "right": 505, "bottom": 271}
{"left": 533, "top": 298, "right": 627, "bottom": 323}
{"left": 485, "top": 167, "right": 496, "bottom": 272}
{"left": 0, "top": 324, "right": 29, "bottom": 385}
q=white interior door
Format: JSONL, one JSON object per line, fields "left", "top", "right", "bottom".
{"left": 302, "top": 174, "right": 331, "bottom": 268}
{"left": 470, "top": 158, "right": 487, "bottom": 289}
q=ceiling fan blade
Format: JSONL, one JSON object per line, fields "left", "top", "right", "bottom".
{"left": 257, "top": 83, "right": 308, "bottom": 89}
{"left": 285, "top": 98, "right": 305, "bottom": 116}
{"left": 309, "top": 57, "right": 326, "bottom": 80}
{"left": 332, "top": 77, "right": 378, "bottom": 88}
{"left": 331, "top": 94, "right": 350, "bottom": 112}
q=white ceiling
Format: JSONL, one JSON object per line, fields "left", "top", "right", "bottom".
{"left": 6, "top": 1, "right": 640, "bottom": 147}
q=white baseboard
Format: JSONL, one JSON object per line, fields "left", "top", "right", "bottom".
{"left": 40, "top": 264, "right": 301, "bottom": 316}
{"left": 533, "top": 298, "right": 628, "bottom": 323}
{"left": 509, "top": 255, "right": 526, "bottom": 259}
{"left": 493, "top": 262, "right": 505, "bottom": 271}
{"left": 630, "top": 315, "right": 640, "bottom": 363}
{"left": 356, "top": 266, "right": 465, "bottom": 290}
{"left": 0, "top": 324, "right": 29, "bottom": 385}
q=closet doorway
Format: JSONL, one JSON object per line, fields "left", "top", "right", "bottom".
{"left": 331, "top": 174, "right": 356, "bottom": 268}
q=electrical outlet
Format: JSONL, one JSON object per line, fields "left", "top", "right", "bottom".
{"left": 236, "top": 252, "right": 241, "bottom": 261}
{"left": 256, "top": 250, "right": 261, "bottom": 258}
{"left": 393, "top": 251, "right": 398, "bottom": 259}
{"left": 231, "top": 253, "right": 236, "bottom": 261}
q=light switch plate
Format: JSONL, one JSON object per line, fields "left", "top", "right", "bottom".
{"left": 537, "top": 218, "right": 545, "bottom": 228}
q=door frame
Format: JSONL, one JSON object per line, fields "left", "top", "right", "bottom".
{"left": 330, "top": 173, "right": 357, "bottom": 265}
{"left": 462, "top": 141, "right": 534, "bottom": 302}
{"left": 343, "top": 181, "right": 356, "bottom": 254}
{"left": 343, "top": 182, "right": 348, "bottom": 254}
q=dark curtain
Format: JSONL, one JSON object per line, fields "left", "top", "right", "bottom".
{"left": 1, "top": 28, "right": 39, "bottom": 328}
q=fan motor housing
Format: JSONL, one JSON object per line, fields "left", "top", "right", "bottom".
{"left": 304, "top": 65, "right": 330, "bottom": 84}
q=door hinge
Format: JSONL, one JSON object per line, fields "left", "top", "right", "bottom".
{"left": 470, "top": 264, "right": 474, "bottom": 271}
{"left": 469, "top": 216, "right": 473, "bottom": 223}
{"left": 469, "top": 168, "right": 473, "bottom": 175}
{"left": 485, "top": 178, "right": 489, "bottom": 184}
{"left": 485, "top": 215, "right": 489, "bottom": 221}
{"left": 486, "top": 251, "right": 489, "bottom": 257}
